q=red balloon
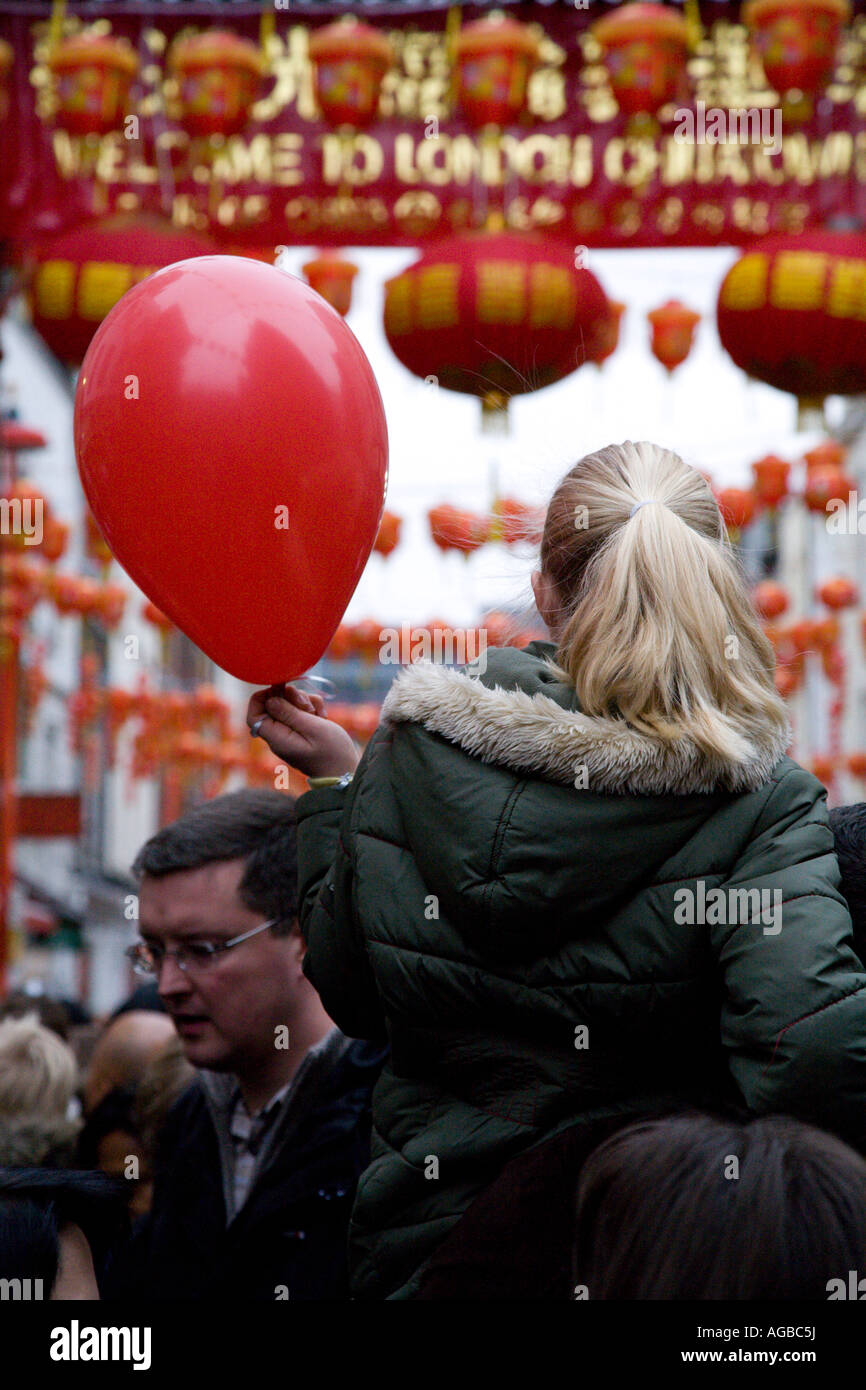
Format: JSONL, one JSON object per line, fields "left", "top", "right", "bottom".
{"left": 74, "top": 256, "right": 388, "bottom": 684}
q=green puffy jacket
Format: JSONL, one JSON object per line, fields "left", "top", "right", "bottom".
{"left": 297, "top": 641, "right": 866, "bottom": 1300}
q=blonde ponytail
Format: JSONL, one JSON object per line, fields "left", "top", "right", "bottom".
{"left": 539, "top": 441, "right": 790, "bottom": 766}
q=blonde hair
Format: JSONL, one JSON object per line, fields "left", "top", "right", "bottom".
{"left": 0, "top": 1012, "right": 81, "bottom": 1165}
{"left": 539, "top": 441, "right": 789, "bottom": 766}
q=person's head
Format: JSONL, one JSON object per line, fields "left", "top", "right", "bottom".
{"left": 0, "top": 1167, "right": 127, "bottom": 1300}
{"left": 829, "top": 803, "right": 866, "bottom": 963}
{"left": 533, "top": 441, "right": 789, "bottom": 768}
{"left": 0, "top": 990, "right": 73, "bottom": 1041}
{"left": 0, "top": 1014, "right": 80, "bottom": 1167}
{"left": 83, "top": 1009, "right": 176, "bottom": 1114}
{"left": 131, "top": 790, "right": 311, "bottom": 1076}
{"left": 573, "top": 1112, "right": 866, "bottom": 1299}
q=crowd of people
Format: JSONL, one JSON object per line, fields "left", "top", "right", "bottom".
{"left": 4, "top": 441, "right": 866, "bottom": 1302}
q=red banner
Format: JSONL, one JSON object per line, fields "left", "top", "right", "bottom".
{"left": 1, "top": 2, "right": 865, "bottom": 252}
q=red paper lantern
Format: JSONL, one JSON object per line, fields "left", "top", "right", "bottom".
{"left": 40, "top": 517, "right": 68, "bottom": 563}
{"left": 804, "top": 439, "right": 847, "bottom": 472}
{"left": 167, "top": 30, "right": 265, "bottom": 138}
{"left": 811, "top": 616, "right": 839, "bottom": 651}
{"left": 428, "top": 505, "right": 489, "bottom": 555}
{"left": 47, "top": 31, "right": 138, "bottom": 137}
{"left": 847, "top": 752, "right": 866, "bottom": 779}
{"left": 803, "top": 466, "right": 855, "bottom": 513}
{"left": 717, "top": 233, "right": 866, "bottom": 414}
{"left": 592, "top": 3, "right": 690, "bottom": 125}
{"left": 647, "top": 300, "right": 700, "bottom": 374}
{"left": 384, "top": 232, "right": 608, "bottom": 425}
{"left": 302, "top": 253, "right": 359, "bottom": 317}
{"left": 743, "top": 0, "right": 850, "bottom": 118}
{"left": 453, "top": 14, "right": 539, "bottom": 128}
{"left": 774, "top": 666, "right": 800, "bottom": 698}
{"left": 308, "top": 18, "right": 393, "bottom": 128}
{"left": 751, "top": 455, "right": 791, "bottom": 507}
{"left": 752, "top": 580, "right": 789, "bottom": 619}
{"left": 1, "top": 423, "right": 47, "bottom": 453}
{"left": 717, "top": 487, "right": 758, "bottom": 532}
{"left": 27, "top": 216, "right": 214, "bottom": 366}
{"left": 817, "top": 576, "right": 858, "bottom": 609}
{"left": 494, "top": 497, "right": 545, "bottom": 546}
{"left": 373, "top": 511, "right": 402, "bottom": 558}
{"left": 142, "top": 600, "right": 174, "bottom": 633}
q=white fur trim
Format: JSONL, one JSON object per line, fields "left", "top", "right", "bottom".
{"left": 380, "top": 662, "right": 790, "bottom": 796}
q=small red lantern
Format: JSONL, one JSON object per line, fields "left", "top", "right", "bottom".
{"left": 717, "top": 233, "right": 866, "bottom": 419}
{"left": 40, "top": 517, "right": 68, "bottom": 563}
{"left": 302, "top": 253, "right": 359, "bottom": 317}
{"left": 804, "top": 439, "right": 847, "bottom": 473}
{"left": 168, "top": 30, "right": 265, "bottom": 139}
{"left": 774, "top": 666, "right": 800, "bottom": 698}
{"left": 592, "top": 3, "right": 690, "bottom": 127}
{"left": 142, "top": 600, "right": 174, "bottom": 633}
{"left": 743, "top": 0, "right": 850, "bottom": 120}
{"left": 821, "top": 646, "right": 845, "bottom": 684}
{"left": 308, "top": 18, "right": 393, "bottom": 128}
{"left": 751, "top": 455, "right": 791, "bottom": 508}
{"left": 846, "top": 752, "right": 866, "bottom": 779}
{"left": 811, "top": 754, "right": 837, "bottom": 784}
{"left": 428, "top": 505, "right": 489, "bottom": 556}
{"left": 47, "top": 31, "right": 138, "bottom": 137}
{"left": 351, "top": 619, "right": 383, "bottom": 663}
{"left": 85, "top": 508, "right": 113, "bottom": 568}
{"left": 453, "top": 14, "right": 539, "bottom": 128}
{"left": 752, "top": 580, "right": 789, "bottom": 619}
{"left": 587, "top": 300, "right": 626, "bottom": 368}
{"left": 1, "top": 423, "right": 47, "bottom": 453}
{"left": 811, "top": 616, "right": 839, "bottom": 651}
{"left": 94, "top": 583, "right": 126, "bottom": 629}
{"left": 803, "top": 467, "right": 855, "bottom": 513}
{"left": 326, "top": 624, "right": 353, "bottom": 661}
{"left": 647, "top": 300, "right": 700, "bottom": 374}
{"left": 494, "top": 497, "right": 545, "bottom": 547}
{"left": 817, "top": 576, "right": 858, "bottom": 609}
{"left": 717, "top": 487, "right": 758, "bottom": 533}
{"left": 373, "top": 511, "right": 402, "bottom": 558}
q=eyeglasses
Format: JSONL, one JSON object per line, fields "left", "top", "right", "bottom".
{"left": 125, "top": 917, "right": 281, "bottom": 979}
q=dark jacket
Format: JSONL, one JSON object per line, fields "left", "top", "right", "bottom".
{"left": 102, "top": 1034, "right": 385, "bottom": 1301}
{"left": 296, "top": 641, "right": 866, "bottom": 1301}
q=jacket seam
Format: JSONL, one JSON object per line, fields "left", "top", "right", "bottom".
{"left": 768, "top": 980, "right": 866, "bottom": 1063}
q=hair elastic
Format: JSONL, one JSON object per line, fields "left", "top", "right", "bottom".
{"left": 628, "top": 500, "right": 663, "bottom": 519}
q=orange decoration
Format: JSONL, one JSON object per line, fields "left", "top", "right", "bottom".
{"left": 142, "top": 600, "right": 174, "bottom": 633}
{"left": 811, "top": 754, "right": 837, "bottom": 784}
{"left": 743, "top": 0, "right": 850, "bottom": 120}
{"left": 717, "top": 487, "right": 758, "bottom": 532}
{"left": 647, "top": 300, "right": 700, "bottom": 374}
{"left": 751, "top": 455, "right": 790, "bottom": 508}
{"left": 453, "top": 14, "right": 539, "bottom": 128}
{"left": 428, "top": 505, "right": 489, "bottom": 555}
{"left": 308, "top": 18, "right": 393, "bottom": 128}
{"left": 168, "top": 30, "right": 265, "bottom": 138}
{"left": 373, "top": 510, "right": 402, "bottom": 558}
{"left": 593, "top": 3, "right": 690, "bottom": 126}
{"left": 846, "top": 753, "right": 866, "bottom": 779}
{"left": 752, "top": 580, "right": 789, "bottom": 619}
{"left": 47, "top": 31, "right": 138, "bottom": 137}
{"left": 817, "top": 576, "right": 858, "bottom": 609}
{"left": 587, "top": 300, "right": 626, "bottom": 367}
{"left": 803, "top": 467, "right": 855, "bottom": 514}
{"left": 302, "top": 253, "right": 359, "bottom": 317}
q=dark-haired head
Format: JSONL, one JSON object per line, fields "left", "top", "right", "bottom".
{"left": 573, "top": 1111, "right": 866, "bottom": 1300}
{"left": 132, "top": 789, "right": 298, "bottom": 932}
{"left": 829, "top": 803, "right": 866, "bottom": 964}
{"left": 0, "top": 1167, "right": 128, "bottom": 1297}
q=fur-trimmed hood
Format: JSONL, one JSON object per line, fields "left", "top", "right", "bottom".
{"left": 380, "top": 641, "right": 791, "bottom": 798}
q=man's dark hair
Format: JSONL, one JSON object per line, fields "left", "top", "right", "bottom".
{"left": 573, "top": 1111, "right": 866, "bottom": 1300}
{"left": 0, "top": 1167, "right": 128, "bottom": 1289}
{"left": 829, "top": 802, "right": 866, "bottom": 963}
{"left": 132, "top": 790, "right": 298, "bottom": 933}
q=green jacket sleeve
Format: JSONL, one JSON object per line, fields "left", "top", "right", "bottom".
{"left": 713, "top": 763, "right": 866, "bottom": 1148}
{"left": 295, "top": 742, "right": 388, "bottom": 1043}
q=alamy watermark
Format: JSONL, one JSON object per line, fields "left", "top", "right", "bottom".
{"left": 674, "top": 880, "right": 783, "bottom": 935}
{"left": 378, "top": 624, "right": 488, "bottom": 673}
{"left": 0, "top": 495, "right": 43, "bottom": 546}
{"left": 673, "top": 100, "right": 782, "bottom": 158}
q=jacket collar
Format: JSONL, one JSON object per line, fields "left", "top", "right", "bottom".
{"left": 380, "top": 660, "right": 791, "bottom": 797}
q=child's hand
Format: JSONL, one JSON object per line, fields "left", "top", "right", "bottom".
{"left": 246, "top": 684, "right": 360, "bottom": 779}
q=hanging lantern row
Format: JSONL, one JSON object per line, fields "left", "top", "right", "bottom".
{"left": 68, "top": 677, "right": 232, "bottom": 764}
{"left": 325, "top": 611, "right": 545, "bottom": 663}
{"left": 0, "top": 553, "right": 126, "bottom": 642}
{"left": 428, "top": 498, "right": 545, "bottom": 555}
{"left": 35, "top": 2, "right": 852, "bottom": 141}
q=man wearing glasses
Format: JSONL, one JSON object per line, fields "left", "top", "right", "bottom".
{"left": 102, "top": 788, "right": 386, "bottom": 1301}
